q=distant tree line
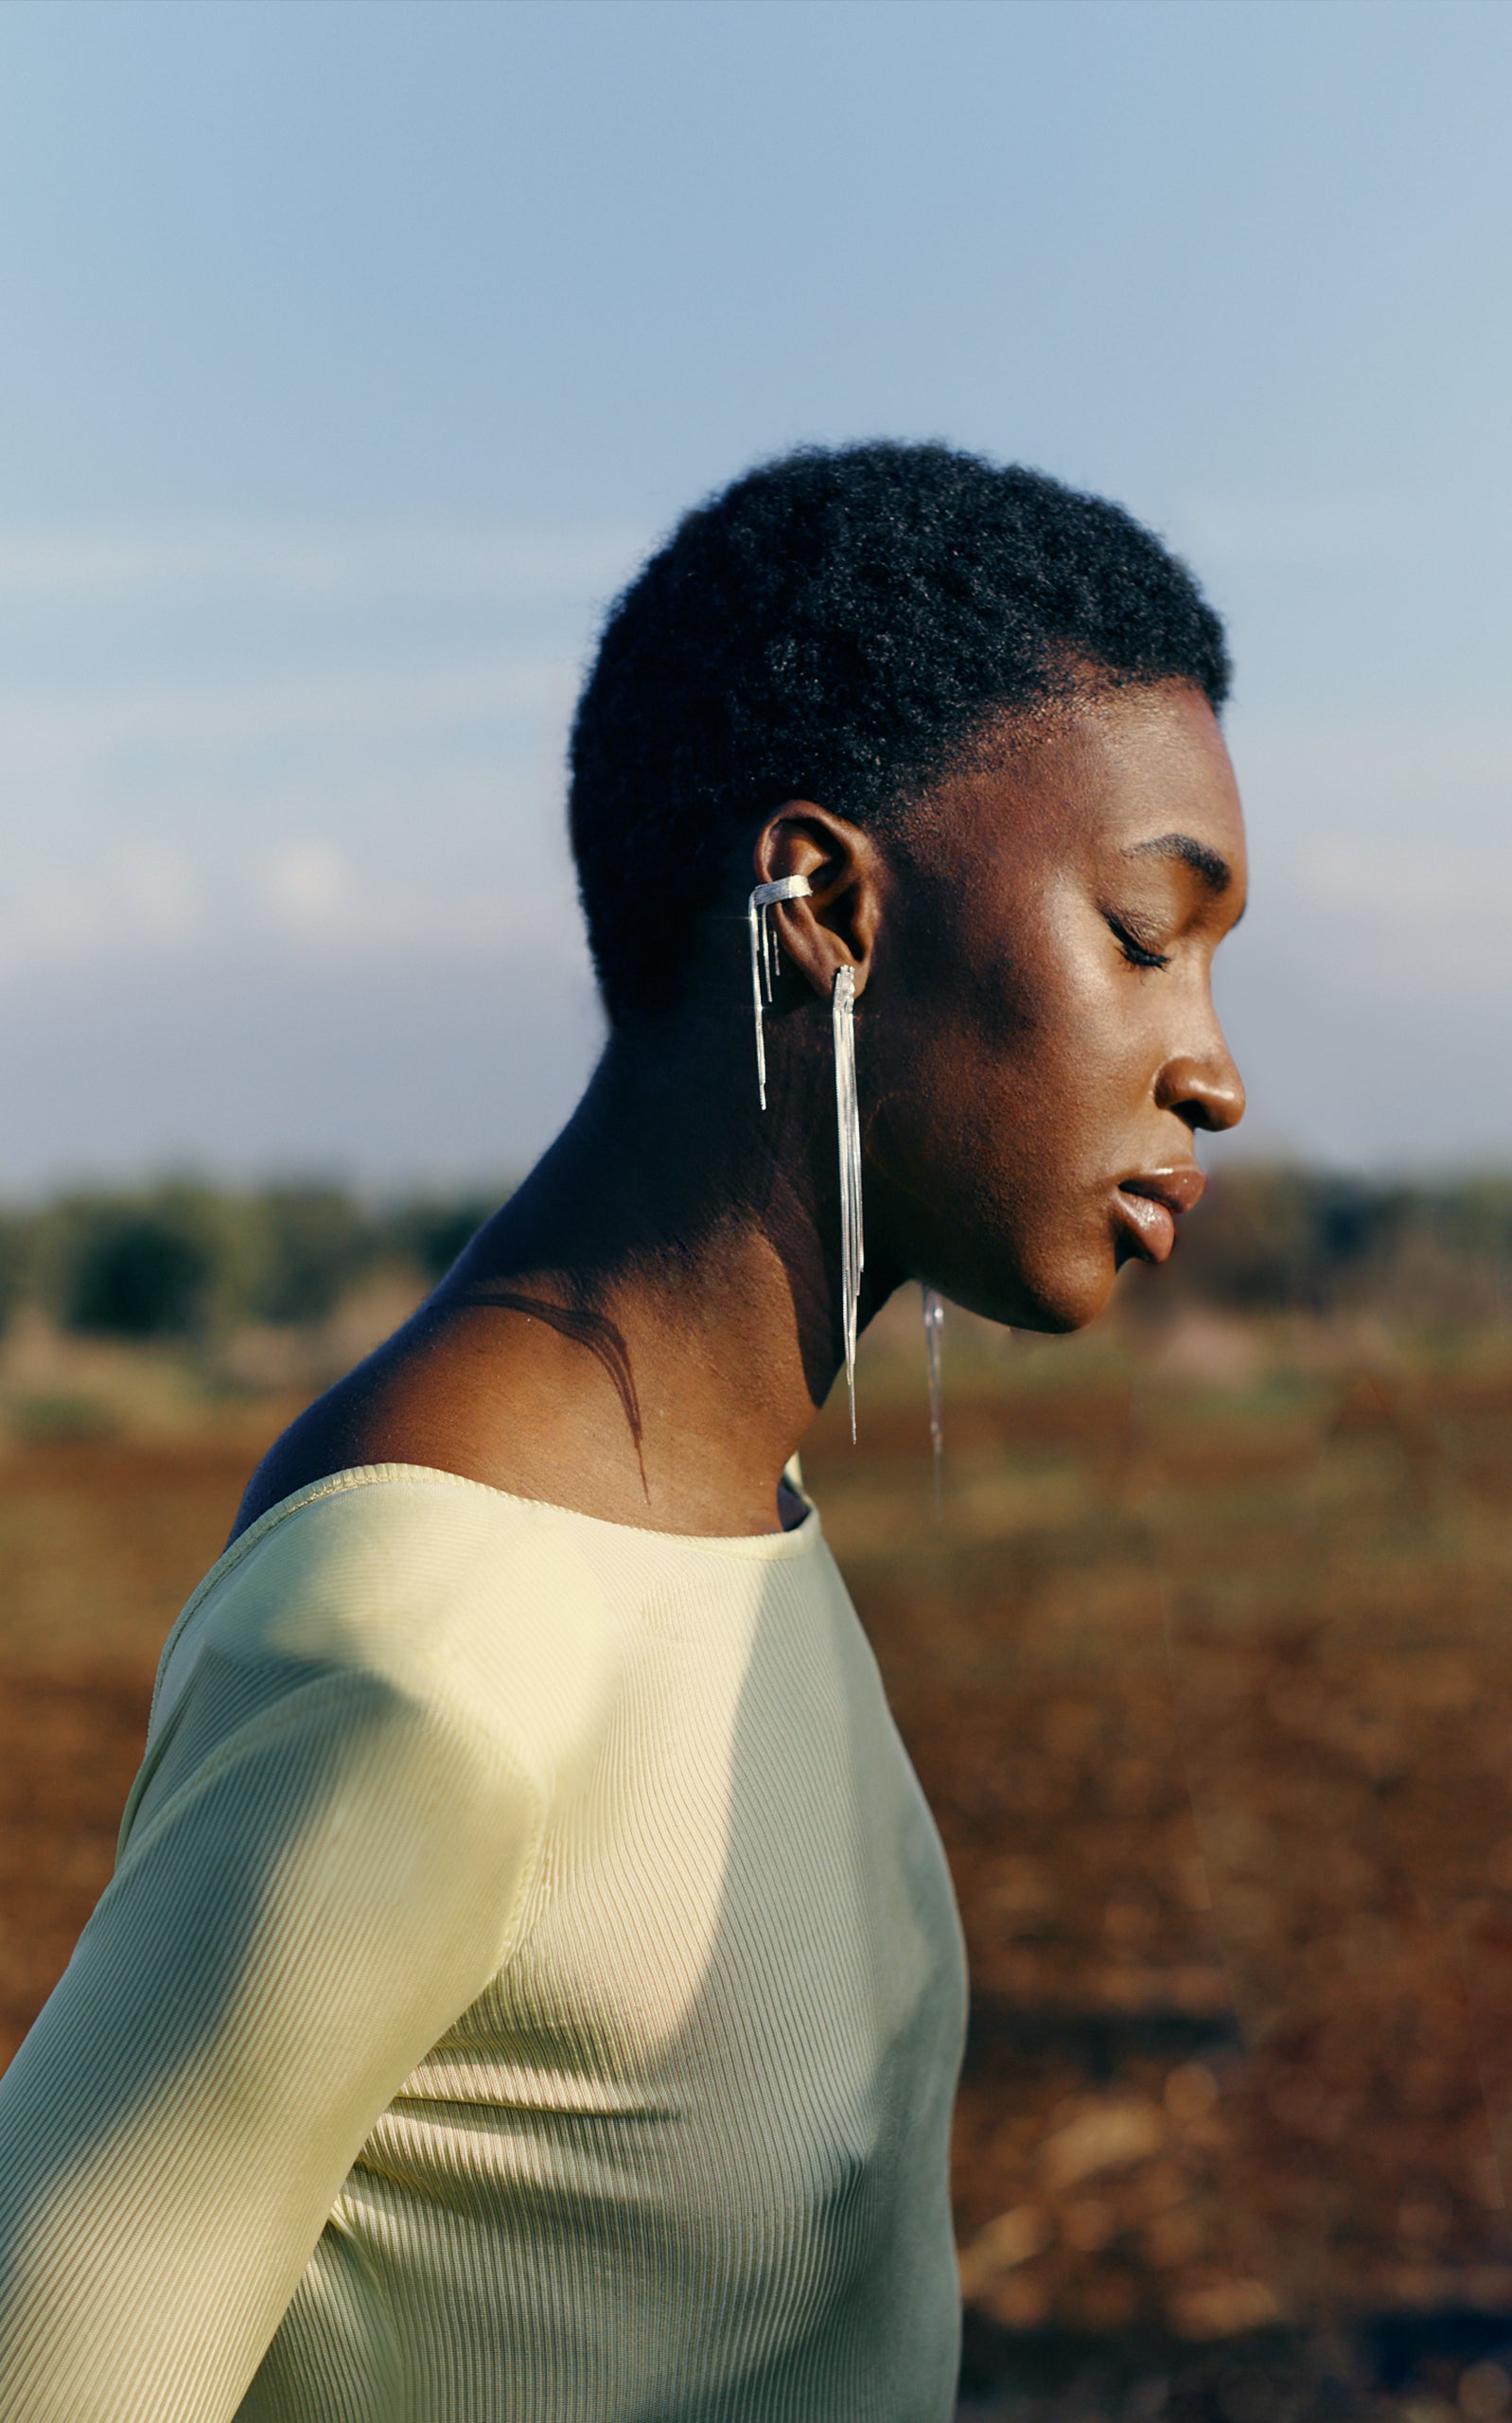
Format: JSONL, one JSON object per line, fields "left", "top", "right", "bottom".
{"left": 1160, "top": 1167, "right": 1512, "bottom": 1325}
{"left": 0, "top": 1169, "right": 1510, "bottom": 1345}
{"left": 0, "top": 1183, "right": 504, "bottom": 1342}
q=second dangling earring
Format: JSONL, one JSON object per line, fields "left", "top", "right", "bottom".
{"left": 832, "top": 964, "right": 864, "bottom": 1441}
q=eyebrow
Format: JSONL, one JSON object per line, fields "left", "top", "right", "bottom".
{"left": 1125, "top": 832, "right": 1234, "bottom": 893}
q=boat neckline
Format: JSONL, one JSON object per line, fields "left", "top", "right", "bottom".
{"left": 224, "top": 1459, "right": 821, "bottom": 1570}
{"left": 147, "top": 1464, "right": 822, "bottom": 1745}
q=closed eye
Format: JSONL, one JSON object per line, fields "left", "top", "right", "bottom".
{"left": 1103, "top": 911, "right": 1170, "bottom": 971}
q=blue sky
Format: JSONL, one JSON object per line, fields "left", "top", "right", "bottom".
{"left": 1, "top": 0, "right": 1509, "bottom": 1183}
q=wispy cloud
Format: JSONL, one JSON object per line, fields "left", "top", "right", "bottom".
{"left": 247, "top": 837, "right": 580, "bottom": 957}
{"left": 1301, "top": 840, "right": 1512, "bottom": 921}
{"left": 0, "top": 835, "right": 585, "bottom": 982}
{"left": 0, "top": 519, "right": 622, "bottom": 939}
{"left": 1254, "top": 831, "right": 1512, "bottom": 1009}
{"left": 0, "top": 520, "right": 647, "bottom": 605}
{"left": 0, "top": 656, "right": 579, "bottom": 776}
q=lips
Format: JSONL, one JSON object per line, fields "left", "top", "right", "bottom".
{"left": 1114, "top": 1165, "right": 1206, "bottom": 1265}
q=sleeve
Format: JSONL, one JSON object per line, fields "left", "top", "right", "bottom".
{"left": 0, "top": 1653, "right": 546, "bottom": 2423}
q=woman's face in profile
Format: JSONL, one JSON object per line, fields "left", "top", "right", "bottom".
{"left": 870, "top": 679, "right": 1248, "bottom": 1333}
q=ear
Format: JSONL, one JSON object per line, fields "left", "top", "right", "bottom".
{"left": 751, "top": 803, "right": 886, "bottom": 1003}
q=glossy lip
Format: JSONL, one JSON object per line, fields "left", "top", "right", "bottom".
{"left": 1113, "top": 1164, "right": 1206, "bottom": 1265}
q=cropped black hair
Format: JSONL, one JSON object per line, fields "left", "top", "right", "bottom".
{"left": 568, "top": 440, "right": 1228, "bottom": 1024}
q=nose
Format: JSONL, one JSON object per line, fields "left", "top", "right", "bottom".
{"left": 1155, "top": 1031, "right": 1246, "bottom": 1135}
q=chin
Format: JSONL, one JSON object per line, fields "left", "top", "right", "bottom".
{"left": 941, "top": 1234, "right": 1116, "bottom": 1335}
{"left": 1025, "top": 1279, "right": 1116, "bottom": 1335}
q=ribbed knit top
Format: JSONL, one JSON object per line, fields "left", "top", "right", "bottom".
{"left": 0, "top": 1465, "right": 967, "bottom": 2422}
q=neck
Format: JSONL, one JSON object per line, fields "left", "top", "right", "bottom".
{"left": 441, "top": 1009, "right": 868, "bottom": 1531}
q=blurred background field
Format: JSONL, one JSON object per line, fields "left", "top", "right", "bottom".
{"left": 9, "top": 1171, "right": 1512, "bottom": 2418}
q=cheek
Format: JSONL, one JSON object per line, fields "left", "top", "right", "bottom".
{"left": 867, "top": 929, "right": 1153, "bottom": 1240}
{"left": 1024, "top": 957, "right": 1166, "bottom": 1138}
{"left": 877, "top": 972, "right": 1101, "bottom": 1197}
{"left": 969, "top": 976, "right": 1139, "bottom": 1172}
{"left": 873, "top": 1017, "right": 1102, "bottom": 1258}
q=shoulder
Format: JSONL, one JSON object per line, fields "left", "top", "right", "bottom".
{"left": 151, "top": 1467, "right": 623, "bottom": 1804}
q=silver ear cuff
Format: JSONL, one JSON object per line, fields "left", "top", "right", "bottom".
{"left": 748, "top": 875, "right": 814, "bottom": 1109}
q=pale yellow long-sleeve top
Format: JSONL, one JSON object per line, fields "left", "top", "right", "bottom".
{"left": 0, "top": 1465, "right": 967, "bottom": 2421}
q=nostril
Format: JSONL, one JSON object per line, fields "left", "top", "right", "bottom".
{"left": 1172, "top": 1081, "right": 1244, "bottom": 1135}
{"left": 1160, "top": 1046, "right": 1245, "bottom": 1134}
{"left": 1196, "top": 1090, "right": 1243, "bottom": 1134}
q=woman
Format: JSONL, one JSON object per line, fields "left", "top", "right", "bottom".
{"left": 0, "top": 442, "right": 1245, "bottom": 2420}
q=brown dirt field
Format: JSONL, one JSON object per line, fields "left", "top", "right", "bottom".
{"left": 8, "top": 1323, "right": 1512, "bottom": 2417}
{"left": 808, "top": 1322, "right": 1512, "bottom": 2414}
{"left": 0, "top": 1415, "right": 303, "bottom": 2066}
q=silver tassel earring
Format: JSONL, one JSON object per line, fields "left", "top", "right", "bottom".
{"left": 923, "top": 1284, "right": 944, "bottom": 1514}
{"left": 833, "top": 964, "right": 864, "bottom": 1441}
{"left": 747, "top": 875, "right": 814, "bottom": 1108}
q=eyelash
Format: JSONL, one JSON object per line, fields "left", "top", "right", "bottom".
{"left": 1104, "top": 912, "right": 1171, "bottom": 972}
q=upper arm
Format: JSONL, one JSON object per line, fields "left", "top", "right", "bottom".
{"left": 0, "top": 1664, "right": 543, "bottom": 2423}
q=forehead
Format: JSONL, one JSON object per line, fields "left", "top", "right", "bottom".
{"left": 941, "top": 680, "right": 1246, "bottom": 881}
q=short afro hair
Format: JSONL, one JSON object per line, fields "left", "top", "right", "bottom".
{"left": 568, "top": 440, "right": 1229, "bottom": 1024}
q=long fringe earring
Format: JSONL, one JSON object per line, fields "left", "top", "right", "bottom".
{"left": 923, "top": 1284, "right": 944, "bottom": 1514}
{"left": 833, "top": 964, "right": 864, "bottom": 1441}
{"left": 747, "top": 875, "right": 813, "bottom": 1108}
